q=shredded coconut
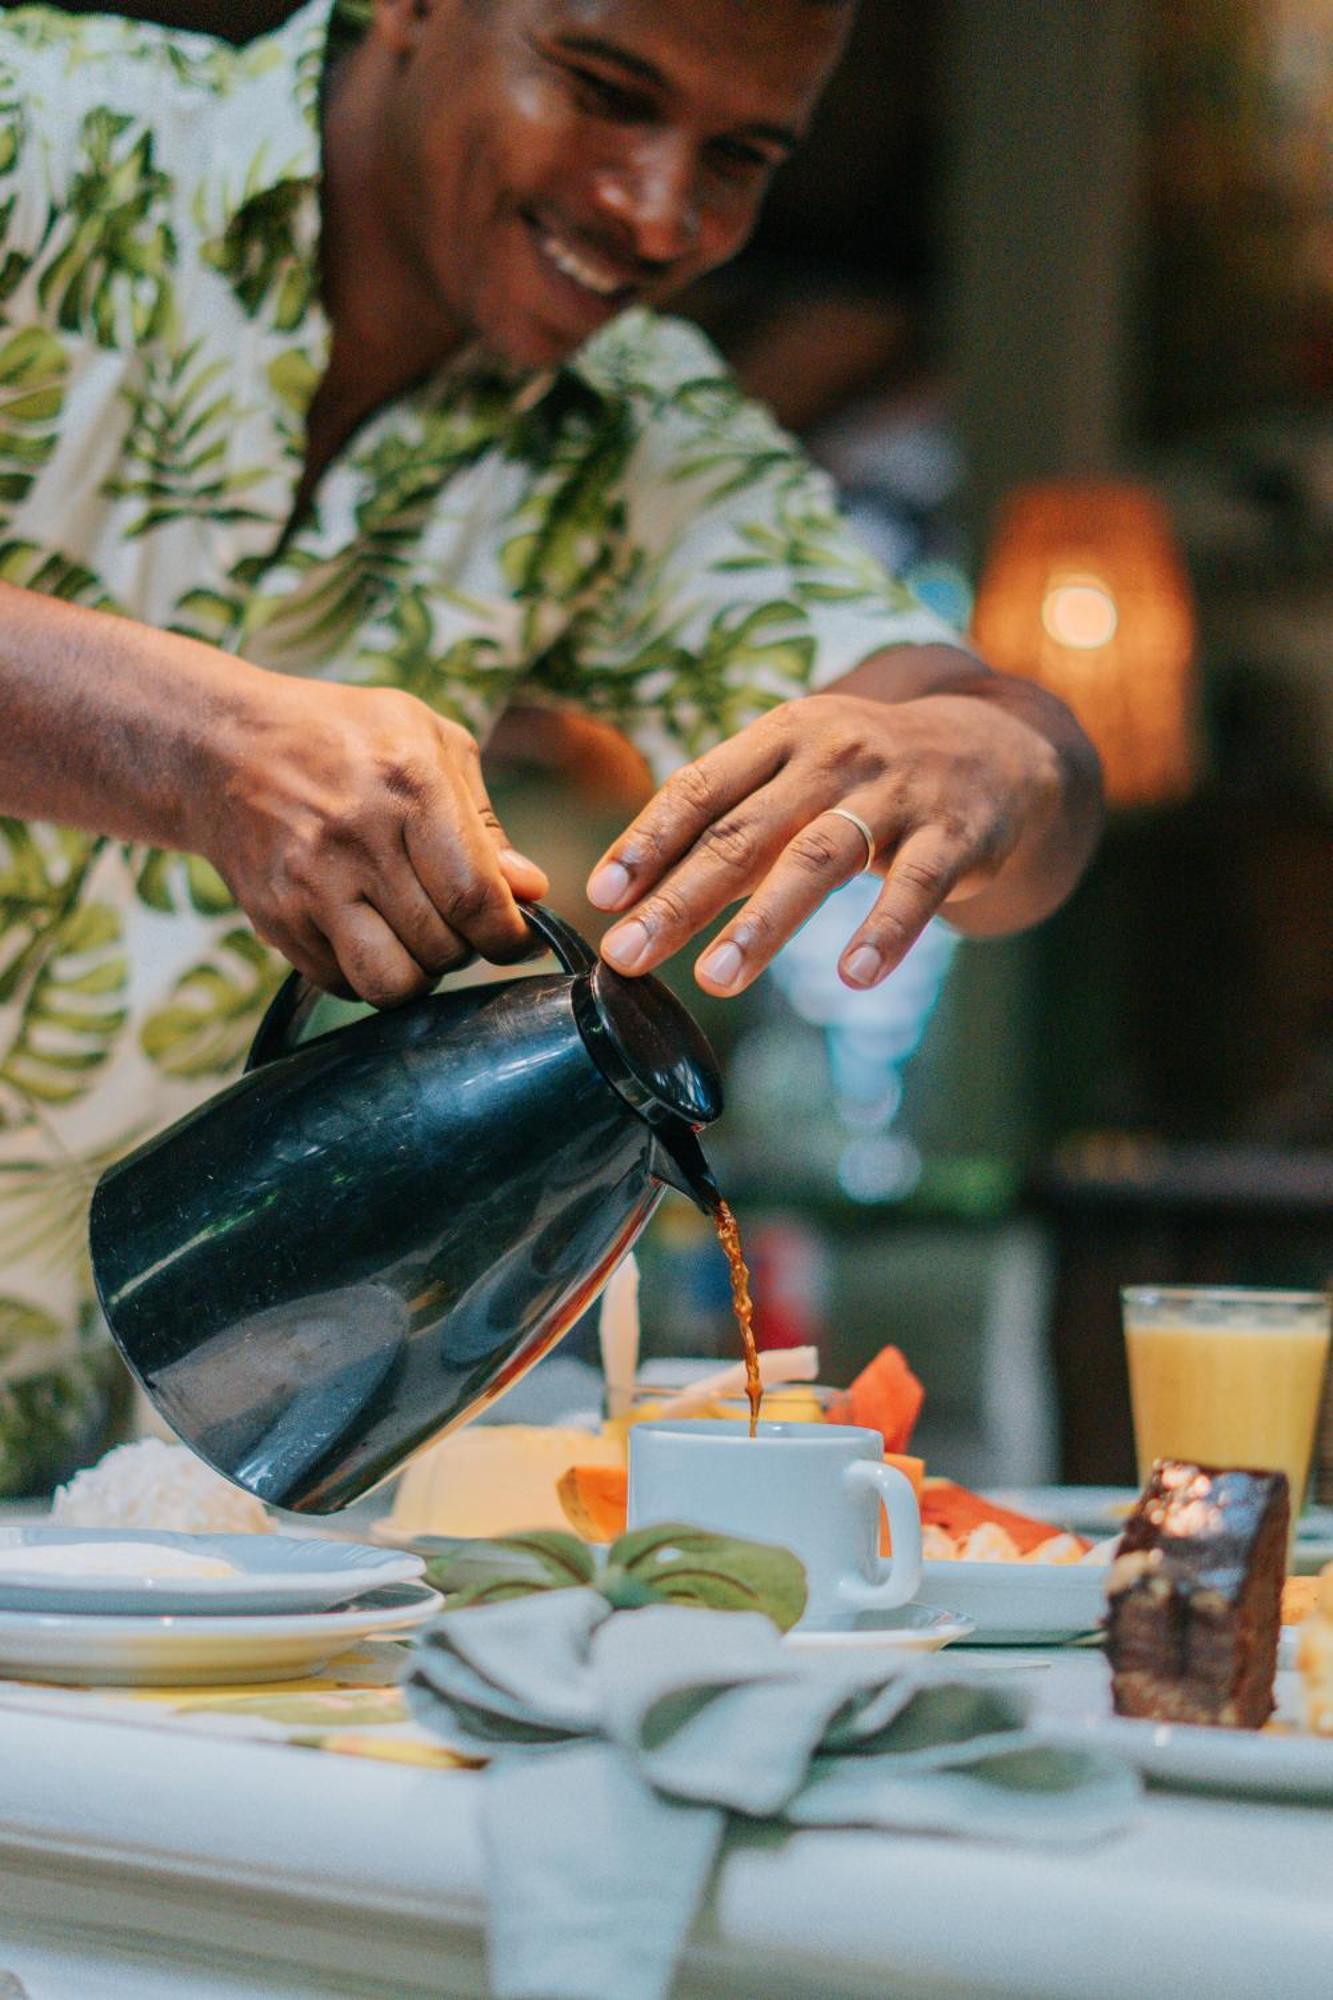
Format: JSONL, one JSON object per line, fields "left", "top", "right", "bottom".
{"left": 51, "top": 1439, "right": 272, "bottom": 1534}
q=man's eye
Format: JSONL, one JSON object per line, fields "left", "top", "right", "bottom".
{"left": 568, "top": 69, "right": 650, "bottom": 121}
{"left": 708, "top": 140, "right": 777, "bottom": 182}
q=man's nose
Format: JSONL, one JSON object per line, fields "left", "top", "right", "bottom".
{"left": 592, "top": 137, "right": 702, "bottom": 267}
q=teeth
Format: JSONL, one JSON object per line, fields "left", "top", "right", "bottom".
{"left": 540, "top": 230, "right": 625, "bottom": 298}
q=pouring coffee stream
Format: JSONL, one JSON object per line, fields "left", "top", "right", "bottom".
{"left": 89, "top": 904, "right": 767, "bottom": 1511}
{"left": 712, "top": 1199, "right": 763, "bottom": 1438}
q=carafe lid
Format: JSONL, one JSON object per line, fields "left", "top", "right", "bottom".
{"left": 574, "top": 962, "right": 723, "bottom": 1130}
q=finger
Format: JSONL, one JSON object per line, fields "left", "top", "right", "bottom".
{"left": 405, "top": 759, "right": 544, "bottom": 965}
{"left": 692, "top": 809, "right": 878, "bottom": 996}
{"left": 248, "top": 908, "right": 356, "bottom": 1001}
{"left": 455, "top": 747, "right": 549, "bottom": 901}
{"left": 324, "top": 899, "right": 434, "bottom": 1009}
{"left": 599, "top": 775, "right": 806, "bottom": 975}
{"left": 586, "top": 727, "right": 788, "bottom": 913}
{"left": 495, "top": 841, "right": 550, "bottom": 902}
{"left": 375, "top": 838, "right": 475, "bottom": 978}
{"left": 838, "top": 826, "right": 967, "bottom": 988}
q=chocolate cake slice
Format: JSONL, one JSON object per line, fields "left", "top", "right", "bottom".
{"left": 1105, "top": 1460, "right": 1289, "bottom": 1729}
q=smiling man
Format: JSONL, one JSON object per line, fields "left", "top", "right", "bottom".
{"left": 0, "top": 0, "right": 1099, "bottom": 1386}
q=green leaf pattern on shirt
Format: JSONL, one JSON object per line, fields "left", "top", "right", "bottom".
{"left": 103, "top": 337, "right": 271, "bottom": 537}
{"left": 0, "top": 0, "right": 955, "bottom": 1363}
{"left": 0, "top": 824, "right": 127, "bottom": 1129}
{"left": 0, "top": 327, "right": 67, "bottom": 511}
{"left": 38, "top": 107, "right": 176, "bottom": 347}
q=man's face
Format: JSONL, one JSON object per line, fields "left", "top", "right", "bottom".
{"left": 370, "top": 0, "right": 851, "bottom": 369}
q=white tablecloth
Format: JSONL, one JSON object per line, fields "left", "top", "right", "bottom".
{"left": 0, "top": 1646, "right": 1328, "bottom": 1999}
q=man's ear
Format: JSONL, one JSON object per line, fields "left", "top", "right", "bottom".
{"left": 372, "top": 0, "right": 437, "bottom": 59}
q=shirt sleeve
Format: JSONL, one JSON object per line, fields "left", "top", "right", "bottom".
{"left": 528, "top": 310, "right": 966, "bottom": 780}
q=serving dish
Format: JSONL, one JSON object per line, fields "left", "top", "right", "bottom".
{"left": 987, "top": 1490, "right": 1333, "bottom": 1572}
{"left": 918, "top": 1555, "right": 1108, "bottom": 1644}
{"left": 1045, "top": 1673, "right": 1333, "bottom": 1802}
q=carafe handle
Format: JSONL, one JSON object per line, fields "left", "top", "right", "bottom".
{"left": 245, "top": 901, "right": 599, "bottom": 1072}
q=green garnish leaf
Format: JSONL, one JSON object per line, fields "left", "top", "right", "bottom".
{"left": 425, "top": 1523, "right": 806, "bottom": 1631}
{"left": 426, "top": 1531, "right": 594, "bottom": 1607}
{"left": 490, "top": 1532, "right": 598, "bottom": 1587}
{"left": 610, "top": 1522, "right": 808, "bottom": 1632}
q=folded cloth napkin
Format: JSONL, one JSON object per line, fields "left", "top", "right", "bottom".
{"left": 408, "top": 1591, "right": 1136, "bottom": 2000}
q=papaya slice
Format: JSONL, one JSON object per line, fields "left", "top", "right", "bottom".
{"left": 558, "top": 1463, "right": 628, "bottom": 1543}
{"left": 825, "top": 1345, "right": 924, "bottom": 1453}
{"left": 920, "top": 1480, "right": 1090, "bottom": 1557}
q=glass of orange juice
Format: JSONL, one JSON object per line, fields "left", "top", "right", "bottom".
{"left": 1122, "top": 1286, "right": 1332, "bottom": 1510}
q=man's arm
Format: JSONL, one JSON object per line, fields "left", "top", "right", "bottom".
{"left": 0, "top": 582, "right": 546, "bottom": 1003}
{"left": 586, "top": 643, "right": 1103, "bottom": 995}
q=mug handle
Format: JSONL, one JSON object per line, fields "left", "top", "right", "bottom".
{"left": 245, "top": 901, "right": 598, "bottom": 1073}
{"left": 836, "top": 1460, "right": 923, "bottom": 1612}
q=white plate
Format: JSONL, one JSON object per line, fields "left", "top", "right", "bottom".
{"left": 0, "top": 1529, "right": 423, "bottom": 1615}
{"left": 1045, "top": 1675, "right": 1333, "bottom": 1802}
{"left": 919, "top": 1556, "right": 1108, "bottom": 1644}
{"left": 0, "top": 1580, "right": 442, "bottom": 1685}
{"left": 784, "top": 1603, "right": 974, "bottom": 1654}
{"left": 988, "top": 1490, "right": 1333, "bottom": 1571}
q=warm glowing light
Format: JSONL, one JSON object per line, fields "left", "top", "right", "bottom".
{"left": 1041, "top": 575, "right": 1119, "bottom": 650}
{"left": 971, "top": 482, "right": 1198, "bottom": 808}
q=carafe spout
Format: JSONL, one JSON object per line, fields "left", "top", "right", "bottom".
{"left": 651, "top": 1121, "right": 721, "bottom": 1215}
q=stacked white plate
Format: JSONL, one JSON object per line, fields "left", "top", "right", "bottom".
{"left": 0, "top": 1528, "right": 440, "bottom": 1685}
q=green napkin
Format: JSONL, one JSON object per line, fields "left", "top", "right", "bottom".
{"left": 408, "top": 1591, "right": 1136, "bottom": 2000}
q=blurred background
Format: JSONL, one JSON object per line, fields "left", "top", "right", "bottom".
{"left": 490, "top": 0, "right": 1333, "bottom": 1490}
{"left": 35, "top": 0, "right": 1333, "bottom": 1490}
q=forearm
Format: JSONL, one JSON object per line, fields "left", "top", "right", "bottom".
{"left": 826, "top": 643, "right": 1104, "bottom": 934}
{"left": 0, "top": 579, "right": 257, "bottom": 851}
{"left": 0, "top": 579, "right": 548, "bottom": 1005}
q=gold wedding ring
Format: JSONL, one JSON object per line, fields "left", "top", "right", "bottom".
{"left": 824, "top": 806, "right": 876, "bottom": 873}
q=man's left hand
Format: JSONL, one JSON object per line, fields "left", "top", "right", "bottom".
{"left": 586, "top": 661, "right": 1101, "bottom": 995}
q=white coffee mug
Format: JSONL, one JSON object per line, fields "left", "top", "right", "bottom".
{"left": 627, "top": 1419, "right": 923, "bottom": 1630}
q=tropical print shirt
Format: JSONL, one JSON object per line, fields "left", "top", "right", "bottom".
{"left": 0, "top": 0, "right": 956, "bottom": 1401}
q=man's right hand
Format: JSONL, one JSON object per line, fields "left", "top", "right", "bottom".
{"left": 194, "top": 677, "right": 548, "bottom": 1006}
{"left": 0, "top": 582, "right": 546, "bottom": 1006}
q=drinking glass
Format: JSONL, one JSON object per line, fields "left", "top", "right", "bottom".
{"left": 1122, "top": 1285, "right": 1332, "bottom": 1509}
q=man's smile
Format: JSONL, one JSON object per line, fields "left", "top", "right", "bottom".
{"left": 524, "top": 209, "right": 650, "bottom": 309}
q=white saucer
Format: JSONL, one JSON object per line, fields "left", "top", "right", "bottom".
{"left": 0, "top": 1529, "right": 423, "bottom": 1616}
{"left": 0, "top": 1580, "right": 442, "bottom": 1685}
{"left": 784, "top": 1603, "right": 974, "bottom": 1653}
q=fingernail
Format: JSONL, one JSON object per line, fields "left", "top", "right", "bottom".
{"left": 602, "top": 919, "right": 650, "bottom": 972}
{"left": 500, "top": 847, "right": 546, "bottom": 880}
{"left": 699, "top": 941, "right": 743, "bottom": 990}
{"left": 843, "top": 945, "right": 882, "bottom": 987}
{"left": 587, "top": 861, "right": 631, "bottom": 909}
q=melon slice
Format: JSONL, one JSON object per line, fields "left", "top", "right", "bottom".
{"left": 920, "top": 1480, "right": 1090, "bottom": 1557}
